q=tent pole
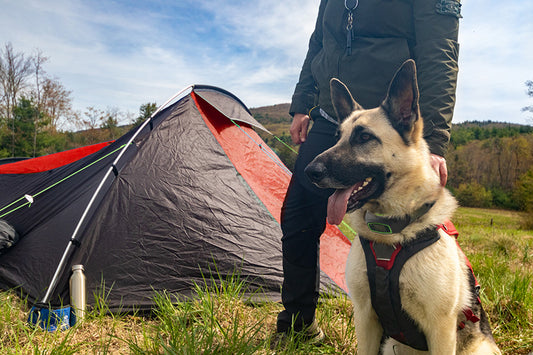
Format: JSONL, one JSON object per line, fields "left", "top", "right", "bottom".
{"left": 41, "top": 166, "right": 114, "bottom": 303}
{"left": 38, "top": 85, "right": 195, "bottom": 305}
{"left": 41, "top": 242, "right": 76, "bottom": 303}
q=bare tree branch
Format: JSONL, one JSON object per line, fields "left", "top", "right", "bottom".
{"left": 0, "top": 42, "right": 34, "bottom": 156}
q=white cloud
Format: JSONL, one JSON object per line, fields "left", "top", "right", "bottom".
{"left": 193, "top": 0, "right": 319, "bottom": 56}
{"left": 0, "top": 0, "right": 321, "bottom": 114}
{"left": 455, "top": 0, "right": 533, "bottom": 123}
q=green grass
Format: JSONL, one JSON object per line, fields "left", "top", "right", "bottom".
{"left": 452, "top": 207, "right": 533, "bottom": 354}
{"left": 0, "top": 207, "right": 531, "bottom": 354}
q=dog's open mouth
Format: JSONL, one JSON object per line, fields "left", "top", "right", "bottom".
{"left": 327, "top": 177, "right": 380, "bottom": 225}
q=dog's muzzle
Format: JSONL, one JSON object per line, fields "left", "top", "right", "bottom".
{"left": 305, "top": 161, "right": 329, "bottom": 188}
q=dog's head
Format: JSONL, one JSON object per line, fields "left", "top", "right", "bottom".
{"left": 305, "top": 60, "right": 437, "bottom": 224}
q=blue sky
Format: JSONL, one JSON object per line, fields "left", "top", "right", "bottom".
{"left": 1, "top": 0, "right": 532, "bottom": 126}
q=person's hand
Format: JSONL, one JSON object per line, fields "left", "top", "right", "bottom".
{"left": 430, "top": 154, "right": 448, "bottom": 186}
{"left": 290, "top": 113, "right": 310, "bottom": 145}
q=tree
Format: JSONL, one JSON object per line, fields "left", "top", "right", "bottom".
{"left": 525, "top": 80, "right": 533, "bottom": 98}
{"left": 513, "top": 168, "right": 533, "bottom": 229}
{"left": 30, "top": 50, "right": 48, "bottom": 157}
{"left": 513, "top": 169, "right": 533, "bottom": 211}
{"left": 82, "top": 106, "right": 105, "bottom": 144}
{"left": 38, "top": 77, "right": 73, "bottom": 132}
{"left": 100, "top": 107, "right": 122, "bottom": 140}
{"left": 522, "top": 80, "right": 533, "bottom": 118}
{"left": 0, "top": 43, "right": 33, "bottom": 156}
{"left": 9, "top": 97, "right": 40, "bottom": 157}
{"left": 133, "top": 102, "right": 157, "bottom": 127}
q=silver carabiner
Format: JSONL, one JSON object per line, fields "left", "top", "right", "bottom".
{"left": 345, "top": 0, "right": 359, "bottom": 12}
{"left": 345, "top": 0, "right": 359, "bottom": 55}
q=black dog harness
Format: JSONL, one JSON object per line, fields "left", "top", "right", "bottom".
{"left": 359, "top": 221, "right": 481, "bottom": 351}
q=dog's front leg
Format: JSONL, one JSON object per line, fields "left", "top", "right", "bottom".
{"left": 425, "top": 317, "right": 457, "bottom": 355}
{"left": 353, "top": 302, "right": 383, "bottom": 355}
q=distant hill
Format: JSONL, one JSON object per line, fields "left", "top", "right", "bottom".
{"left": 250, "top": 103, "right": 292, "bottom": 124}
{"left": 249, "top": 103, "right": 296, "bottom": 170}
{"left": 250, "top": 103, "right": 293, "bottom": 140}
{"left": 249, "top": 103, "right": 533, "bottom": 145}
{"left": 453, "top": 120, "right": 531, "bottom": 129}
{"left": 450, "top": 120, "right": 533, "bottom": 146}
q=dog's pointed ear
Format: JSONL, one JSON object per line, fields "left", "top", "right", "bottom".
{"left": 330, "top": 78, "right": 363, "bottom": 123}
{"left": 382, "top": 60, "right": 420, "bottom": 139}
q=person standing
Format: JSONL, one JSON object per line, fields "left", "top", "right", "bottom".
{"left": 277, "top": 0, "right": 462, "bottom": 341}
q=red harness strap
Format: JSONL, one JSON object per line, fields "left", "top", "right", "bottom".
{"left": 368, "top": 242, "right": 402, "bottom": 270}
{"left": 437, "top": 219, "right": 459, "bottom": 237}
{"left": 438, "top": 220, "right": 479, "bottom": 285}
{"left": 438, "top": 220, "right": 481, "bottom": 329}
{"left": 459, "top": 309, "right": 481, "bottom": 329}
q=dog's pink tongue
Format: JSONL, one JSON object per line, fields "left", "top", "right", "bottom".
{"left": 327, "top": 187, "right": 353, "bottom": 225}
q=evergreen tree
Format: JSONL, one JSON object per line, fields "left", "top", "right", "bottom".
{"left": 522, "top": 80, "right": 533, "bottom": 119}
{"left": 133, "top": 102, "right": 157, "bottom": 127}
{"left": 10, "top": 97, "right": 41, "bottom": 157}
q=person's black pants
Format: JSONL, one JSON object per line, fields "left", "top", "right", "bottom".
{"left": 279, "top": 117, "right": 338, "bottom": 325}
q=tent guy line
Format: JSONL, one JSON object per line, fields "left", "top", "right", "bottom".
{"left": 228, "top": 117, "right": 293, "bottom": 176}
{"left": 0, "top": 144, "right": 128, "bottom": 219}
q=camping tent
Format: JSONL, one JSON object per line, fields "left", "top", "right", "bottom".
{"left": 0, "top": 85, "right": 351, "bottom": 312}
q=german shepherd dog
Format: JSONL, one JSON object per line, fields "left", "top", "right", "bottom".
{"left": 305, "top": 60, "right": 501, "bottom": 354}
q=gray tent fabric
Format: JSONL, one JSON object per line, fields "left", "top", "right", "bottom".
{"left": 0, "top": 85, "right": 342, "bottom": 312}
{"left": 194, "top": 88, "right": 270, "bottom": 133}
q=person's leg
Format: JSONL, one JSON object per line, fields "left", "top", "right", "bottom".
{"left": 277, "top": 176, "right": 327, "bottom": 331}
{"left": 276, "top": 118, "right": 338, "bottom": 333}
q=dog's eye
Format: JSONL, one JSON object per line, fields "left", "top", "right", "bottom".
{"left": 350, "top": 126, "right": 378, "bottom": 146}
{"left": 351, "top": 131, "right": 374, "bottom": 144}
{"left": 360, "top": 133, "right": 372, "bottom": 142}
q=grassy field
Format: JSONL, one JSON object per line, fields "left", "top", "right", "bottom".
{"left": 1, "top": 207, "right": 532, "bottom": 354}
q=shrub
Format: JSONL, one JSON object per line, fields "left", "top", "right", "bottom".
{"left": 512, "top": 169, "right": 533, "bottom": 211}
{"left": 453, "top": 182, "right": 493, "bottom": 208}
{"left": 490, "top": 187, "right": 518, "bottom": 210}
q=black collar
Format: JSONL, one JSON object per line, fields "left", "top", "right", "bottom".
{"left": 364, "top": 202, "right": 436, "bottom": 234}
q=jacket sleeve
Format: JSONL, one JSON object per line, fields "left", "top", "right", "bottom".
{"left": 289, "top": 0, "right": 328, "bottom": 116}
{"left": 413, "top": 0, "right": 461, "bottom": 157}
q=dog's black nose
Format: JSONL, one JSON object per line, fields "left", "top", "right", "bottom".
{"left": 305, "top": 161, "right": 327, "bottom": 183}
